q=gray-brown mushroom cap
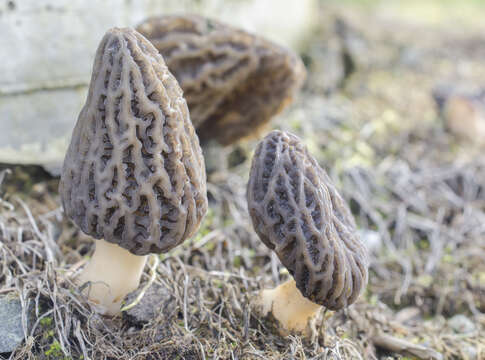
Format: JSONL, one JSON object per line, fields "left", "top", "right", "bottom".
{"left": 59, "top": 27, "right": 208, "bottom": 256}
{"left": 247, "top": 130, "right": 368, "bottom": 310}
{"left": 136, "top": 15, "right": 306, "bottom": 145}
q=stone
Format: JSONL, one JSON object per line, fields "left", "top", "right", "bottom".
{"left": 122, "top": 284, "right": 177, "bottom": 327}
{"left": 0, "top": 296, "right": 33, "bottom": 354}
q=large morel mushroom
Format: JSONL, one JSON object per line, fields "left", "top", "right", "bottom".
{"left": 136, "top": 15, "right": 306, "bottom": 145}
{"left": 60, "top": 27, "right": 208, "bottom": 315}
{"left": 247, "top": 130, "right": 368, "bottom": 334}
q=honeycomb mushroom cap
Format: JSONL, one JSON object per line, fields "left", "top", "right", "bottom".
{"left": 247, "top": 130, "right": 368, "bottom": 310}
{"left": 137, "top": 15, "right": 306, "bottom": 145}
{"left": 60, "top": 27, "right": 208, "bottom": 256}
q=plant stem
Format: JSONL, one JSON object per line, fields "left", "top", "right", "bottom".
{"left": 77, "top": 239, "right": 147, "bottom": 316}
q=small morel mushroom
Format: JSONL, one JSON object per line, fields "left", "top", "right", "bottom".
{"left": 136, "top": 15, "right": 306, "bottom": 145}
{"left": 59, "top": 27, "right": 208, "bottom": 315}
{"left": 247, "top": 130, "right": 369, "bottom": 334}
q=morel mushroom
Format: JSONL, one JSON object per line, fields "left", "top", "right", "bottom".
{"left": 247, "top": 130, "right": 368, "bottom": 334}
{"left": 59, "top": 27, "right": 208, "bottom": 315}
{"left": 433, "top": 86, "right": 485, "bottom": 145}
{"left": 136, "top": 15, "right": 306, "bottom": 145}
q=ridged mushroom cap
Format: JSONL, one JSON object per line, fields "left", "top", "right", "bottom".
{"left": 137, "top": 15, "right": 306, "bottom": 145}
{"left": 247, "top": 130, "right": 368, "bottom": 310}
{"left": 59, "top": 27, "right": 208, "bottom": 256}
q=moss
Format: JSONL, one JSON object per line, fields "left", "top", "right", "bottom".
{"left": 192, "top": 208, "right": 215, "bottom": 244}
{"left": 233, "top": 256, "right": 242, "bottom": 268}
{"left": 212, "top": 279, "right": 223, "bottom": 289}
{"left": 204, "top": 241, "right": 216, "bottom": 252}
{"left": 416, "top": 275, "right": 433, "bottom": 288}
{"left": 43, "top": 329, "right": 55, "bottom": 341}
{"left": 44, "top": 340, "right": 74, "bottom": 360}
{"left": 40, "top": 316, "right": 53, "bottom": 327}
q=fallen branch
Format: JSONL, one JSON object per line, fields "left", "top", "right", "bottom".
{"left": 373, "top": 332, "right": 443, "bottom": 360}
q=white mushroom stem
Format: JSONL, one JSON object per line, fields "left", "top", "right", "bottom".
{"left": 255, "top": 279, "right": 322, "bottom": 335}
{"left": 77, "top": 239, "right": 147, "bottom": 316}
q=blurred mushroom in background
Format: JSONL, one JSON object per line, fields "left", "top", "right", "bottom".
{"left": 247, "top": 130, "right": 369, "bottom": 336}
{"left": 432, "top": 85, "right": 485, "bottom": 145}
{"left": 137, "top": 15, "right": 306, "bottom": 146}
{"left": 59, "top": 27, "right": 208, "bottom": 316}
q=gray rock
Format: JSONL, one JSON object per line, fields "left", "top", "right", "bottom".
{"left": 0, "top": 296, "right": 33, "bottom": 354}
{"left": 448, "top": 314, "right": 476, "bottom": 334}
{"left": 122, "top": 284, "right": 177, "bottom": 327}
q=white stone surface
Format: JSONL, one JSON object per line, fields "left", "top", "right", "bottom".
{"left": 0, "top": 0, "right": 316, "bottom": 172}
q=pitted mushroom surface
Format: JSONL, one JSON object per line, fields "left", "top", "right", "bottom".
{"left": 137, "top": 15, "right": 306, "bottom": 145}
{"left": 60, "top": 27, "right": 207, "bottom": 256}
{"left": 247, "top": 130, "right": 368, "bottom": 333}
